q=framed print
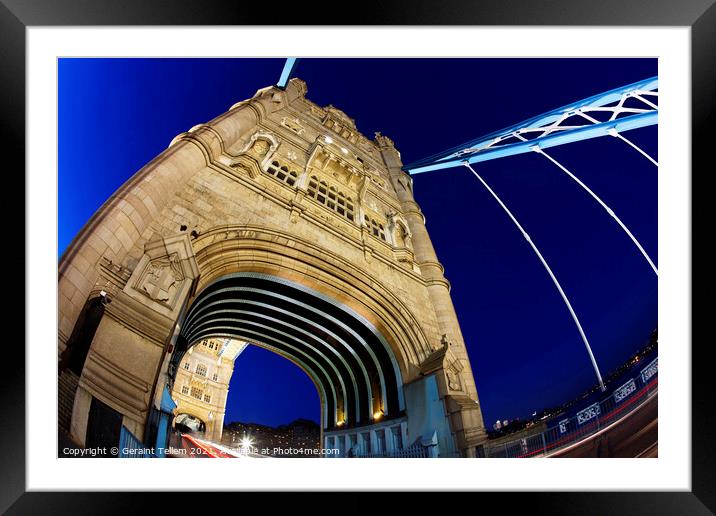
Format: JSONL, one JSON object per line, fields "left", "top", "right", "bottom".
{"left": 3, "top": 0, "right": 713, "bottom": 512}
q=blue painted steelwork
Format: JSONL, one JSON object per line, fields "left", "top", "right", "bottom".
{"left": 277, "top": 58, "right": 299, "bottom": 89}
{"left": 154, "top": 384, "right": 177, "bottom": 457}
{"left": 405, "top": 77, "right": 658, "bottom": 175}
{"left": 119, "top": 426, "right": 155, "bottom": 458}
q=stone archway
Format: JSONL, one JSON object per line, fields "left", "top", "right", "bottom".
{"left": 58, "top": 77, "right": 487, "bottom": 457}
{"left": 175, "top": 272, "right": 407, "bottom": 429}
{"left": 173, "top": 412, "right": 207, "bottom": 434}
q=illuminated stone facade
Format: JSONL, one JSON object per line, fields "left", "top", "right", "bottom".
{"left": 58, "top": 77, "right": 488, "bottom": 457}
{"left": 170, "top": 338, "right": 247, "bottom": 441}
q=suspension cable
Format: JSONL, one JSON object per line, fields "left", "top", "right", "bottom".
{"left": 462, "top": 161, "right": 605, "bottom": 392}
{"left": 607, "top": 127, "right": 658, "bottom": 166}
{"left": 531, "top": 146, "right": 658, "bottom": 276}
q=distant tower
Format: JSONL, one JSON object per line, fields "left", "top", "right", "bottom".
{"left": 171, "top": 338, "right": 247, "bottom": 441}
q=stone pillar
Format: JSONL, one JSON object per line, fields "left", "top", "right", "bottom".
{"left": 69, "top": 233, "right": 199, "bottom": 446}
{"left": 377, "top": 133, "right": 487, "bottom": 454}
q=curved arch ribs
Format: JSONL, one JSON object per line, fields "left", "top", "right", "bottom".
{"left": 179, "top": 272, "right": 407, "bottom": 430}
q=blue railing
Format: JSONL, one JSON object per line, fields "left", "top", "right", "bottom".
{"left": 118, "top": 426, "right": 156, "bottom": 458}
{"left": 484, "top": 357, "right": 658, "bottom": 458}
{"left": 353, "top": 442, "right": 433, "bottom": 458}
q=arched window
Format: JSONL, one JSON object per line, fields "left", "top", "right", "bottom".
{"left": 266, "top": 159, "right": 299, "bottom": 187}
{"left": 306, "top": 176, "right": 355, "bottom": 222}
{"left": 364, "top": 215, "right": 386, "bottom": 241}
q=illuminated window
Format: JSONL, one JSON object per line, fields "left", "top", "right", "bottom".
{"left": 364, "top": 215, "right": 386, "bottom": 241}
{"left": 181, "top": 385, "right": 189, "bottom": 395}
{"left": 190, "top": 386, "right": 202, "bottom": 399}
{"left": 306, "top": 176, "right": 355, "bottom": 222}
{"left": 266, "top": 160, "right": 298, "bottom": 187}
{"left": 196, "top": 363, "right": 207, "bottom": 377}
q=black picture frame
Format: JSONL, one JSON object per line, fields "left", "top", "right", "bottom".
{"left": 2, "top": 0, "right": 712, "bottom": 512}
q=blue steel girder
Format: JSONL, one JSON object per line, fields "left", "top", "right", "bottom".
{"left": 277, "top": 58, "right": 300, "bottom": 89}
{"left": 404, "top": 76, "right": 658, "bottom": 175}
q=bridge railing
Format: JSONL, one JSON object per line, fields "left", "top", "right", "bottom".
{"left": 484, "top": 357, "right": 658, "bottom": 458}
{"left": 352, "top": 442, "right": 433, "bottom": 458}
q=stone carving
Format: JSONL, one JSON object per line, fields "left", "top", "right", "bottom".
{"left": 388, "top": 211, "right": 412, "bottom": 249}
{"left": 358, "top": 176, "right": 370, "bottom": 201}
{"left": 369, "top": 174, "right": 386, "bottom": 189}
{"left": 139, "top": 254, "right": 184, "bottom": 303}
{"left": 325, "top": 104, "right": 356, "bottom": 129}
{"left": 374, "top": 131, "right": 395, "bottom": 149}
{"left": 229, "top": 161, "right": 250, "bottom": 172}
{"left": 446, "top": 368, "right": 461, "bottom": 391}
{"left": 310, "top": 105, "right": 326, "bottom": 119}
{"left": 288, "top": 77, "right": 307, "bottom": 97}
{"left": 281, "top": 117, "right": 305, "bottom": 135}
{"left": 397, "top": 176, "right": 411, "bottom": 193}
{"left": 250, "top": 139, "right": 270, "bottom": 158}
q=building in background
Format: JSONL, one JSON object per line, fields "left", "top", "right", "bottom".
{"left": 171, "top": 338, "right": 247, "bottom": 441}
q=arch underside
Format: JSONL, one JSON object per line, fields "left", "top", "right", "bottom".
{"left": 179, "top": 273, "right": 405, "bottom": 430}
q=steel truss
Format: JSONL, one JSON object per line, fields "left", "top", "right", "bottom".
{"left": 404, "top": 77, "right": 658, "bottom": 174}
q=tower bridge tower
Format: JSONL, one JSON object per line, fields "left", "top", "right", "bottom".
{"left": 171, "top": 338, "right": 247, "bottom": 442}
{"left": 58, "top": 77, "right": 487, "bottom": 457}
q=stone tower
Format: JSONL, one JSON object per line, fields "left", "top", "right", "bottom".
{"left": 171, "top": 338, "right": 247, "bottom": 441}
{"left": 58, "top": 77, "right": 487, "bottom": 457}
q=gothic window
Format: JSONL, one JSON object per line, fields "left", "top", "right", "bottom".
{"left": 181, "top": 385, "right": 189, "bottom": 395}
{"left": 212, "top": 372, "right": 218, "bottom": 382}
{"left": 203, "top": 393, "right": 211, "bottom": 403}
{"left": 196, "top": 363, "right": 207, "bottom": 377}
{"left": 364, "top": 215, "right": 386, "bottom": 241}
{"left": 190, "top": 386, "right": 203, "bottom": 399}
{"left": 307, "top": 175, "right": 355, "bottom": 222}
{"left": 183, "top": 361, "right": 190, "bottom": 370}
{"left": 266, "top": 160, "right": 298, "bottom": 187}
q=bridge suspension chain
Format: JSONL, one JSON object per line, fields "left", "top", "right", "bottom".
{"left": 607, "top": 127, "right": 658, "bottom": 166}
{"left": 531, "top": 145, "right": 658, "bottom": 276}
{"left": 462, "top": 161, "right": 606, "bottom": 392}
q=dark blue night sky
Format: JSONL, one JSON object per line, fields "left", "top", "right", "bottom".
{"left": 59, "top": 58, "right": 657, "bottom": 429}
